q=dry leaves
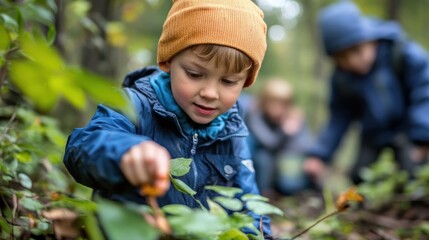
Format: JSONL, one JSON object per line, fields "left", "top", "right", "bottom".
{"left": 336, "top": 186, "right": 364, "bottom": 212}
{"left": 42, "top": 208, "right": 79, "bottom": 239}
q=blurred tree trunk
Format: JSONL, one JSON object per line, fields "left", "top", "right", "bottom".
{"left": 386, "top": 0, "right": 401, "bottom": 20}
{"left": 302, "top": 0, "right": 324, "bottom": 80}
{"left": 82, "top": 0, "right": 125, "bottom": 78}
{"left": 302, "top": 0, "right": 328, "bottom": 131}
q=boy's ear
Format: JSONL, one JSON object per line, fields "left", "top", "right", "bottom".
{"left": 165, "top": 62, "right": 171, "bottom": 72}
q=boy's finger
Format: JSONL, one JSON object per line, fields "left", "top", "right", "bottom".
{"left": 141, "top": 142, "right": 158, "bottom": 183}
{"left": 120, "top": 152, "right": 139, "bottom": 186}
{"left": 129, "top": 146, "right": 148, "bottom": 184}
{"left": 156, "top": 147, "right": 171, "bottom": 179}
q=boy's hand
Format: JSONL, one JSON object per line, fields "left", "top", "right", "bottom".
{"left": 120, "top": 141, "right": 171, "bottom": 196}
{"left": 410, "top": 145, "right": 429, "bottom": 163}
{"left": 303, "top": 157, "right": 326, "bottom": 181}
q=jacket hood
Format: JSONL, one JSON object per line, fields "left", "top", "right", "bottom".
{"left": 122, "top": 66, "right": 248, "bottom": 141}
{"left": 318, "top": 1, "right": 404, "bottom": 55}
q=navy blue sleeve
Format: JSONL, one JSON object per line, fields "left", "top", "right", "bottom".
{"left": 307, "top": 78, "right": 355, "bottom": 162}
{"left": 402, "top": 41, "right": 429, "bottom": 145}
{"left": 64, "top": 103, "right": 150, "bottom": 193}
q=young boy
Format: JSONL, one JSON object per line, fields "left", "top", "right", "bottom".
{"left": 245, "top": 79, "right": 314, "bottom": 197}
{"left": 304, "top": 1, "right": 429, "bottom": 184}
{"left": 63, "top": 0, "right": 271, "bottom": 236}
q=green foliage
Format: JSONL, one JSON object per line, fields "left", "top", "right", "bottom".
{"left": 0, "top": 1, "right": 133, "bottom": 239}
{"left": 0, "top": 106, "right": 98, "bottom": 239}
{"left": 1, "top": 0, "right": 132, "bottom": 118}
{"left": 98, "top": 199, "right": 159, "bottom": 240}
{"left": 94, "top": 158, "right": 282, "bottom": 240}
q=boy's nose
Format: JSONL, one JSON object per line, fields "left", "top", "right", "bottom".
{"left": 199, "top": 82, "right": 219, "bottom": 100}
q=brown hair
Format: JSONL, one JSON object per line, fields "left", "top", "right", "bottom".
{"left": 190, "top": 44, "right": 253, "bottom": 74}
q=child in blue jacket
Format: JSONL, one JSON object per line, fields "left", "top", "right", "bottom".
{"left": 63, "top": 0, "right": 271, "bottom": 236}
{"left": 304, "top": 1, "right": 429, "bottom": 184}
{"left": 245, "top": 79, "right": 314, "bottom": 197}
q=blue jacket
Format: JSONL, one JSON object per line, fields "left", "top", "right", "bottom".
{"left": 309, "top": 24, "right": 429, "bottom": 161}
{"left": 64, "top": 67, "right": 271, "bottom": 234}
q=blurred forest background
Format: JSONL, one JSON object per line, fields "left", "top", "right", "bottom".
{"left": 1, "top": 0, "right": 429, "bottom": 239}
{"left": 52, "top": 0, "right": 429, "bottom": 173}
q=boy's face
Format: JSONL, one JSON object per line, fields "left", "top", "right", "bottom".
{"left": 333, "top": 41, "right": 377, "bottom": 75}
{"left": 262, "top": 96, "right": 292, "bottom": 125}
{"left": 167, "top": 49, "right": 249, "bottom": 125}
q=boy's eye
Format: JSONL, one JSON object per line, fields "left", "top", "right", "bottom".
{"left": 222, "top": 79, "right": 237, "bottom": 86}
{"left": 185, "top": 70, "right": 203, "bottom": 79}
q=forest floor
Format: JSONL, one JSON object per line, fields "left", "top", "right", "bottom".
{"left": 269, "top": 186, "right": 429, "bottom": 240}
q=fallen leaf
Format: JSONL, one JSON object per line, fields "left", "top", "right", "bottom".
{"left": 42, "top": 208, "right": 79, "bottom": 239}
{"left": 336, "top": 186, "right": 364, "bottom": 212}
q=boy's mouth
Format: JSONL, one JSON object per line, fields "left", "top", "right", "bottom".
{"left": 193, "top": 103, "right": 216, "bottom": 115}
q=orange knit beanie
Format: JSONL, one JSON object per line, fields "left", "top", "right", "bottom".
{"left": 157, "top": 0, "right": 267, "bottom": 87}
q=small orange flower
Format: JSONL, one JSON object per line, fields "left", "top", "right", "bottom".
{"left": 336, "top": 186, "right": 364, "bottom": 212}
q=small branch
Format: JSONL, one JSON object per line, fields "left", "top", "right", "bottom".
{"left": 147, "top": 196, "right": 171, "bottom": 235}
{"left": 1, "top": 108, "right": 17, "bottom": 138}
{"left": 11, "top": 193, "right": 18, "bottom": 240}
{"left": 290, "top": 210, "right": 339, "bottom": 240}
{"left": 0, "top": 47, "right": 19, "bottom": 88}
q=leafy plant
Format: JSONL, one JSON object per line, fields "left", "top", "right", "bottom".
{"left": 96, "top": 157, "right": 284, "bottom": 240}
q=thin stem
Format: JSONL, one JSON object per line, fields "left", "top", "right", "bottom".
{"left": 1, "top": 108, "right": 17, "bottom": 138}
{"left": 290, "top": 210, "right": 339, "bottom": 240}
{"left": 0, "top": 47, "right": 19, "bottom": 88}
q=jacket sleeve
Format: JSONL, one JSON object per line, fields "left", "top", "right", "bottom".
{"left": 232, "top": 138, "right": 272, "bottom": 238}
{"left": 63, "top": 91, "right": 151, "bottom": 193}
{"left": 307, "top": 77, "right": 355, "bottom": 162}
{"left": 403, "top": 41, "right": 429, "bottom": 145}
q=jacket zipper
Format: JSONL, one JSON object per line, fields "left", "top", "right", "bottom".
{"left": 189, "top": 132, "right": 199, "bottom": 208}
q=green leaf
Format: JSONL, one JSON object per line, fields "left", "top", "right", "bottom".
{"left": 207, "top": 199, "right": 228, "bottom": 218}
{"left": 0, "top": 25, "right": 10, "bottom": 51}
{"left": 241, "top": 194, "right": 269, "bottom": 202}
{"left": 15, "top": 151, "right": 32, "bottom": 163}
{"left": 0, "top": 13, "right": 18, "bottom": 31}
{"left": 168, "top": 210, "right": 225, "bottom": 237}
{"left": 98, "top": 199, "right": 159, "bottom": 240}
{"left": 218, "top": 228, "right": 248, "bottom": 240}
{"left": 82, "top": 214, "right": 104, "bottom": 240}
{"left": 228, "top": 212, "right": 254, "bottom": 229}
{"left": 10, "top": 60, "right": 58, "bottom": 111}
{"left": 22, "top": 4, "right": 54, "bottom": 25}
{"left": 48, "top": 74, "right": 86, "bottom": 109}
{"left": 213, "top": 197, "right": 243, "bottom": 211}
{"left": 70, "top": 69, "right": 131, "bottom": 115}
{"left": 169, "top": 158, "right": 192, "bottom": 177}
{"left": 18, "top": 173, "right": 32, "bottom": 189}
{"left": 170, "top": 176, "right": 196, "bottom": 196}
{"left": 246, "top": 201, "right": 283, "bottom": 216}
{"left": 47, "top": 24, "right": 56, "bottom": 45}
{"left": 44, "top": 125, "right": 67, "bottom": 148}
{"left": 0, "top": 217, "right": 11, "bottom": 234}
{"left": 162, "top": 204, "right": 193, "bottom": 215}
{"left": 20, "top": 197, "right": 43, "bottom": 211}
{"left": 60, "top": 196, "right": 98, "bottom": 213}
{"left": 19, "top": 33, "right": 63, "bottom": 70}
{"left": 8, "top": 159, "right": 18, "bottom": 174}
{"left": 205, "top": 185, "right": 243, "bottom": 198}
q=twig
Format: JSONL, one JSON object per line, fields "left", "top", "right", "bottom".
{"left": 1, "top": 108, "right": 17, "bottom": 138}
{"left": 290, "top": 210, "right": 339, "bottom": 240}
{"left": 147, "top": 196, "right": 171, "bottom": 235}
{"left": 0, "top": 47, "right": 19, "bottom": 88}
{"left": 11, "top": 193, "right": 18, "bottom": 240}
